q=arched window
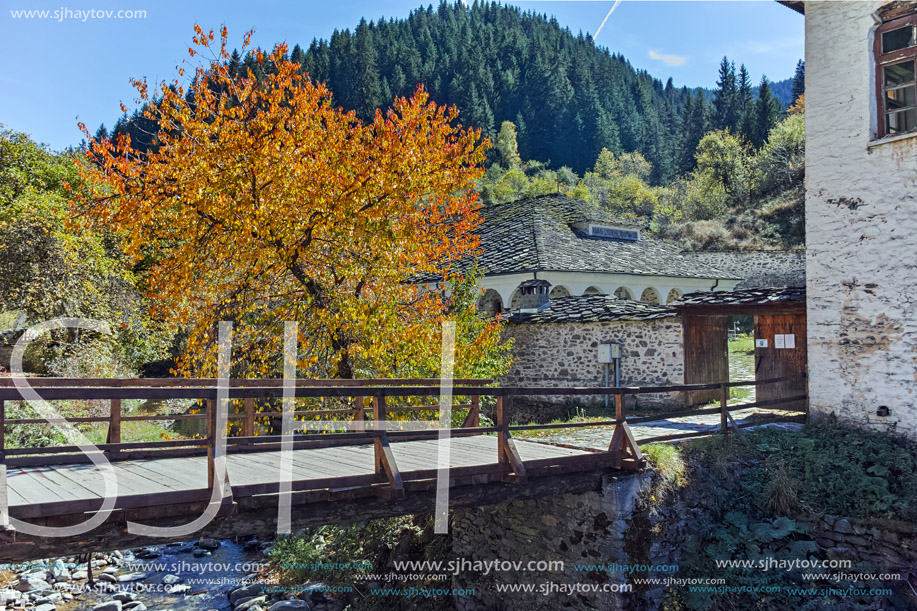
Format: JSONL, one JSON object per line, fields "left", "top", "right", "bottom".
{"left": 550, "top": 285, "right": 572, "bottom": 299}
{"left": 477, "top": 289, "right": 504, "bottom": 317}
{"left": 666, "top": 288, "right": 683, "bottom": 304}
{"left": 640, "top": 287, "right": 661, "bottom": 305}
{"left": 584, "top": 286, "right": 603, "bottom": 295}
{"left": 613, "top": 287, "right": 634, "bottom": 300}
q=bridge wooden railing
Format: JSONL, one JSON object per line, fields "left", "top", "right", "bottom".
{"left": 0, "top": 377, "right": 806, "bottom": 509}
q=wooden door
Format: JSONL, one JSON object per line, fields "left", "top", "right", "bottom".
{"left": 683, "top": 315, "right": 729, "bottom": 405}
{"left": 754, "top": 313, "right": 807, "bottom": 412}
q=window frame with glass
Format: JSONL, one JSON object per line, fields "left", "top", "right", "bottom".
{"left": 875, "top": 10, "right": 917, "bottom": 139}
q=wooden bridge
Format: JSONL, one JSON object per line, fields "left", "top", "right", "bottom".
{"left": 0, "top": 377, "right": 806, "bottom": 561}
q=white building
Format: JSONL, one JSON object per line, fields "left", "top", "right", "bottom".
{"left": 788, "top": 1, "right": 917, "bottom": 438}
{"left": 472, "top": 195, "right": 740, "bottom": 315}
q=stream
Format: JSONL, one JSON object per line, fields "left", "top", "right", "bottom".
{"left": 6, "top": 538, "right": 270, "bottom": 611}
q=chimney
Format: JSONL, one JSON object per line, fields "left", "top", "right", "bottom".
{"left": 517, "top": 279, "right": 552, "bottom": 312}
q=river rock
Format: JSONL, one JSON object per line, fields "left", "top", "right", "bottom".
{"left": 269, "top": 601, "right": 311, "bottom": 610}
{"left": 16, "top": 576, "right": 50, "bottom": 592}
{"left": 123, "top": 602, "right": 147, "bottom": 611}
{"left": 49, "top": 560, "right": 71, "bottom": 581}
{"left": 162, "top": 573, "right": 182, "bottom": 585}
{"left": 0, "top": 590, "right": 22, "bottom": 604}
{"left": 34, "top": 592, "right": 63, "bottom": 605}
{"left": 168, "top": 584, "right": 192, "bottom": 595}
{"left": 117, "top": 572, "right": 147, "bottom": 582}
{"left": 193, "top": 549, "right": 211, "bottom": 558}
{"left": 236, "top": 595, "right": 268, "bottom": 610}
{"left": 198, "top": 538, "right": 222, "bottom": 550}
{"left": 93, "top": 601, "right": 123, "bottom": 611}
{"left": 72, "top": 570, "right": 89, "bottom": 580}
{"left": 97, "top": 573, "right": 118, "bottom": 583}
{"left": 113, "top": 592, "right": 137, "bottom": 603}
{"left": 33, "top": 604, "right": 57, "bottom": 611}
{"left": 230, "top": 583, "right": 265, "bottom": 605}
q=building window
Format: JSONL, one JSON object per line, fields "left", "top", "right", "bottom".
{"left": 875, "top": 10, "right": 917, "bottom": 139}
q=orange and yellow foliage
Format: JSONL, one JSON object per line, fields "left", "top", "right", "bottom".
{"left": 77, "top": 26, "right": 508, "bottom": 380}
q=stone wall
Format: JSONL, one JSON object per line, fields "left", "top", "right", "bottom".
{"left": 451, "top": 472, "right": 655, "bottom": 611}
{"left": 679, "top": 250, "right": 806, "bottom": 289}
{"left": 501, "top": 317, "right": 685, "bottom": 419}
{"left": 805, "top": 1, "right": 917, "bottom": 439}
{"left": 799, "top": 514, "right": 917, "bottom": 574}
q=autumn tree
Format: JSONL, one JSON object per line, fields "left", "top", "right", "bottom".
{"left": 78, "top": 26, "right": 508, "bottom": 380}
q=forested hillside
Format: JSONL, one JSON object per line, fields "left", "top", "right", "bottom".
{"left": 108, "top": 1, "right": 796, "bottom": 186}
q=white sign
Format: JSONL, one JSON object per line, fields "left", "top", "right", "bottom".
{"left": 755, "top": 339, "right": 768, "bottom": 348}
{"left": 773, "top": 334, "right": 797, "bottom": 349}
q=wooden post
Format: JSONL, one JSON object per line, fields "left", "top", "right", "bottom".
{"left": 243, "top": 398, "right": 255, "bottom": 439}
{"left": 106, "top": 399, "right": 121, "bottom": 444}
{"left": 206, "top": 399, "right": 216, "bottom": 489}
{"left": 0, "top": 400, "right": 8, "bottom": 530}
{"left": 372, "top": 395, "right": 385, "bottom": 475}
{"left": 720, "top": 384, "right": 729, "bottom": 435}
{"left": 614, "top": 392, "right": 625, "bottom": 423}
{"left": 496, "top": 396, "right": 506, "bottom": 467}
{"left": 460, "top": 395, "right": 480, "bottom": 429}
{"left": 354, "top": 395, "right": 365, "bottom": 433}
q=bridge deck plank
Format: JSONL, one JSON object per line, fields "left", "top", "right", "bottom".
{"left": 5, "top": 436, "right": 591, "bottom": 519}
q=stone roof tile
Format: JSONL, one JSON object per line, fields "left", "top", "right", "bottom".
{"left": 507, "top": 294, "right": 677, "bottom": 325}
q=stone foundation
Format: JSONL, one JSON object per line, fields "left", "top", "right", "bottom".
{"left": 451, "top": 472, "right": 654, "bottom": 611}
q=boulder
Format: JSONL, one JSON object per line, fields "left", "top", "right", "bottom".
{"left": 93, "top": 601, "right": 124, "bottom": 611}
{"left": 197, "top": 538, "right": 222, "bottom": 550}
{"left": 16, "top": 576, "right": 50, "bottom": 592}
{"left": 229, "top": 583, "right": 264, "bottom": 606}
{"left": 162, "top": 574, "right": 182, "bottom": 585}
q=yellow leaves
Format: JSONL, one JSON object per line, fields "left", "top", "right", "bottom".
{"left": 76, "top": 24, "right": 505, "bottom": 380}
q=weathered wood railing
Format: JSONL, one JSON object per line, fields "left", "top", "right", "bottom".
{"left": 0, "top": 377, "right": 806, "bottom": 515}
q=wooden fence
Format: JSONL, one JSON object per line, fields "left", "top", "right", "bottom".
{"left": 0, "top": 376, "right": 805, "bottom": 489}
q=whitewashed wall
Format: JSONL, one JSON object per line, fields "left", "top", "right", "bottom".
{"left": 805, "top": 2, "right": 917, "bottom": 437}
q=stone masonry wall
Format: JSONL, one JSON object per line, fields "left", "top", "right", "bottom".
{"left": 679, "top": 250, "right": 806, "bottom": 289}
{"left": 452, "top": 473, "right": 655, "bottom": 611}
{"left": 501, "top": 318, "right": 684, "bottom": 418}
{"left": 805, "top": 2, "right": 917, "bottom": 439}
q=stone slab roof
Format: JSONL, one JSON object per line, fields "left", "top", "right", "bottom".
{"left": 507, "top": 294, "right": 677, "bottom": 325}
{"left": 472, "top": 195, "right": 737, "bottom": 280}
{"left": 673, "top": 286, "right": 806, "bottom": 307}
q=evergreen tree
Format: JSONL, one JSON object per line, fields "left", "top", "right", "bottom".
{"left": 348, "top": 19, "right": 381, "bottom": 120}
{"left": 791, "top": 59, "right": 805, "bottom": 103}
{"left": 751, "top": 76, "right": 782, "bottom": 148}
{"left": 94, "top": 124, "right": 110, "bottom": 142}
{"left": 676, "top": 90, "right": 709, "bottom": 175}
{"left": 712, "top": 57, "right": 739, "bottom": 132}
{"left": 736, "top": 64, "right": 755, "bottom": 141}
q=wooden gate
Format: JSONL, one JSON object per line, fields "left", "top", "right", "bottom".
{"left": 683, "top": 315, "right": 729, "bottom": 405}
{"left": 754, "top": 313, "right": 808, "bottom": 411}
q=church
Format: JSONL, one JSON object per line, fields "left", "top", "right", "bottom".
{"left": 470, "top": 194, "right": 740, "bottom": 315}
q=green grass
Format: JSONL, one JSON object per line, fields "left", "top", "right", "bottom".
{"left": 728, "top": 334, "right": 754, "bottom": 353}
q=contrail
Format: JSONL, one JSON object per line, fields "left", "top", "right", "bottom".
{"left": 594, "top": 0, "right": 622, "bottom": 39}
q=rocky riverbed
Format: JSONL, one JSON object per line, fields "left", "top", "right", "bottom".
{"left": 0, "top": 539, "right": 345, "bottom": 611}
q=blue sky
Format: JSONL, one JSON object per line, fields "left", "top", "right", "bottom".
{"left": 0, "top": 1, "right": 803, "bottom": 151}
